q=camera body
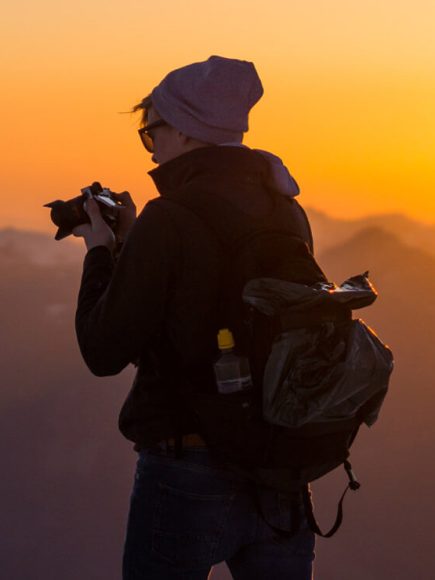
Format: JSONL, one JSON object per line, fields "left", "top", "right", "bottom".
{"left": 44, "top": 181, "right": 124, "bottom": 240}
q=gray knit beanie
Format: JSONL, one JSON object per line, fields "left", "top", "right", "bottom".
{"left": 150, "top": 55, "right": 264, "bottom": 144}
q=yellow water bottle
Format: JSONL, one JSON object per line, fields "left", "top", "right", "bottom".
{"left": 213, "top": 328, "right": 253, "bottom": 394}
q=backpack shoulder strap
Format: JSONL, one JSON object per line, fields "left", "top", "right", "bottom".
{"left": 156, "top": 190, "right": 312, "bottom": 256}
{"left": 288, "top": 198, "right": 314, "bottom": 254}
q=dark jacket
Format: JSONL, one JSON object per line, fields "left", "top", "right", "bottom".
{"left": 75, "top": 145, "right": 327, "bottom": 446}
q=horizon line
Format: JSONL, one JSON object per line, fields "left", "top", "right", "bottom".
{"left": 1, "top": 206, "right": 434, "bottom": 236}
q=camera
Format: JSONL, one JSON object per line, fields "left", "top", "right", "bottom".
{"left": 44, "top": 181, "right": 125, "bottom": 240}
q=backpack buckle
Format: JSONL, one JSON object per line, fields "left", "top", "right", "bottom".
{"left": 344, "top": 460, "right": 361, "bottom": 491}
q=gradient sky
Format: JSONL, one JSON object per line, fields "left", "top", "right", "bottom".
{"left": 1, "top": 0, "right": 434, "bottom": 232}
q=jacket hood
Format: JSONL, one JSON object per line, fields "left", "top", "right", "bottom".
{"left": 148, "top": 144, "right": 300, "bottom": 201}
{"left": 219, "top": 143, "right": 300, "bottom": 198}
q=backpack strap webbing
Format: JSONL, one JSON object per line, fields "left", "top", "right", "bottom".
{"left": 248, "top": 459, "right": 360, "bottom": 540}
{"left": 173, "top": 445, "right": 360, "bottom": 535}
{"left": 302, "top": 460, "right": 361, "bottom": 538}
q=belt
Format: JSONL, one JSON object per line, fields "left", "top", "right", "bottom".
{"left": 165, "top": 433, "right": 208, "bottom": 448}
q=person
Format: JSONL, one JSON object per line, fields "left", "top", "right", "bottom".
{"left": 73, "top": 55, "right": 321, "bottom": 580}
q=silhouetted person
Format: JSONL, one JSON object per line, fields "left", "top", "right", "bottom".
{"left": 73, "top": 56, "right": 317, "bottom": 579}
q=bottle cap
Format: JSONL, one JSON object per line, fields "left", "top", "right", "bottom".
{"left": 217, "top": 328, "right": 235, "bottom": 350}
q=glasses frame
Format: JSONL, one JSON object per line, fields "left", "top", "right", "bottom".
{"left": 138, "top": 119, "right": 168, "bottom": 153}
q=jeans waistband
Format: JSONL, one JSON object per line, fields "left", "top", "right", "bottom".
{"left": 164, "top": 433, "right": 207, "bottom": 447}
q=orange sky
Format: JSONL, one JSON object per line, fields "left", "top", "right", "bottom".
{"left": 1, "top": 0, "right": 434, "bottom": 232}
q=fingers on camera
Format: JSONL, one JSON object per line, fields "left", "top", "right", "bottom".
{"left": 114, "top": 191, "right": 135, "bottom": 204}
{"left": 84, "top": 197, "right": 98, "bottom": 213}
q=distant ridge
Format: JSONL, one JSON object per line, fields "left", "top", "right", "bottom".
{"left": 319, "top": 224, "right": 435, "bottom": 322}
{"left": 305, "top": 207, "right": 435, "bottom": 256}
{"left": 3, "top": 208, "right": 435, "bottom": 266}
{"left": 320, "top": 223, "right": 435, "bottom": 272}
{"left": 0, "top": 227, "right": 83, "bottom": 265}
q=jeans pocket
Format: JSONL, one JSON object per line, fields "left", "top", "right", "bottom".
{"left": 151, "top": 482, "right": 234, "bottom": 570}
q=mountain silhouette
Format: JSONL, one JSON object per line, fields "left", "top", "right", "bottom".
{"left": 1, "top": 223, "right": 434, "bottom": 579}
{"left": 0, "top": 227, "right": 83, "bottom": 266}
{"left": 306, "top": 206, "right": 435, "bottom": 257}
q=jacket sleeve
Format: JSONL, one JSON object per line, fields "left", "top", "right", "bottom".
{"left": 75, "top": 200, "right": 180, "bottom": 377}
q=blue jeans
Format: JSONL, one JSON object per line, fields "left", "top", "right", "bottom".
{"left": 123, "top": 443, "right": 315, "bottom": 579}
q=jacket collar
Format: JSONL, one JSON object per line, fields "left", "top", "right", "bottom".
{"left": 147, "top": 145, "right": 270, "bottom": 198}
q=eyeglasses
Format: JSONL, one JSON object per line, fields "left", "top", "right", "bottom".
{"left": 138, "top": 119, "right": 167, "bottom": 153}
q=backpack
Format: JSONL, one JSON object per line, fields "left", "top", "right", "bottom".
{"left": 159, "top": 191, "right": 394, "bottom": 537}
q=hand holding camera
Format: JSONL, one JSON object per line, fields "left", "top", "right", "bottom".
{"left": 72, "top": 197, "right": 117, "bottom": 252}
{"left": 44, "top": 181, "right": 137, "bottom": 252}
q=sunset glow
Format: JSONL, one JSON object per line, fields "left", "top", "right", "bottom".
{"left": 1, "top": 0, "right": 434, "bottom": 231}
